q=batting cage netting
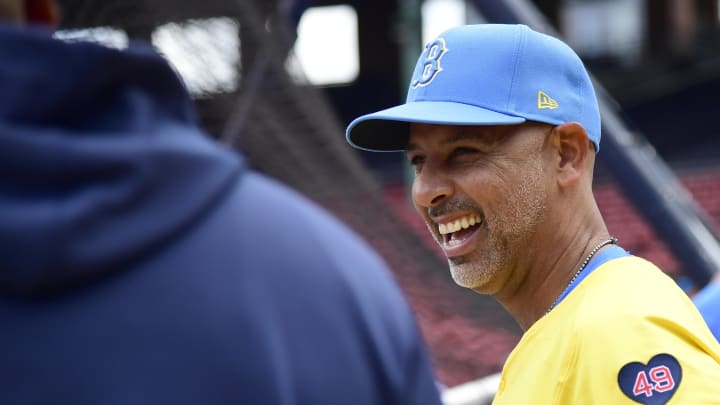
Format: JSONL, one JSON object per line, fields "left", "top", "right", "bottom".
{"left": 56, "top": 0, "right": 523, "bottom": 386}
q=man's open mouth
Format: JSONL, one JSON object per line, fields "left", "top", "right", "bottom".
{"left": 437, "top": 214, "right": 482, "bottom": 247}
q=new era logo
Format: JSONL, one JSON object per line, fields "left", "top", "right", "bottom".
{"left": 538, "top": 91, "right": 558, "bottom": 109}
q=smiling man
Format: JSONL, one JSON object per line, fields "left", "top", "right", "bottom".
{"left": 407, "top": 122, "right": 552, "bottom": 305}
{"left": 346, "top": 24, "right": 720, "bottom": 404}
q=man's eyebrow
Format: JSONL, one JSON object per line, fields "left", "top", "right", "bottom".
{"left": 441, "top": 131, "right": 482, "bottom": 145}
{"left": 406, "top": 126, "right": 505, "bottom": 152}
{"left": 444, "top": 128, "right": 507, "bottom": 147}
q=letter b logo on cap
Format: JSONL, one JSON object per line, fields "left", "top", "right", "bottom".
{"left": 412, "top": 38, "right": 448, "bottom": 89}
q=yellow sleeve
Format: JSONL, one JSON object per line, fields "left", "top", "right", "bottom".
{"left": 560, "top": 258, "right": 720, "bottom": 404}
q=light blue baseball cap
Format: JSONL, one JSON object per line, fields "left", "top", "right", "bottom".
{"left": 345, "top": 24, "right": 601, "bottom": 152}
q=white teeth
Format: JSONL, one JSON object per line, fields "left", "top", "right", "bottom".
{"left": 438, "top": 215, "right": 481, "bottom": 235}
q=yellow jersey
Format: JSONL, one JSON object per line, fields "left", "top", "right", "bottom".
{"left": 493, "top": 255, "right": 720, "bottom": 404}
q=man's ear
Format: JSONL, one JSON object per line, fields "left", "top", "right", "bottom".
{"left": 549, "top": 122, "right": 591, "bottom": 188}
{"left": 25, "top": 0, "right": 59, "bottom": 27}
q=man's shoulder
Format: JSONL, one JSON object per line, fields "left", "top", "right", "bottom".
{"left": 227, "top": 170, "right": 397, "bottom": 292}
{"left": 563, "top": 255, "right": 714, "bottom": 348}
{"left": 234, "top": 171, "right": 372, "bottom": 251}
{"left": 580, "top": 255, "right": 685, "bottom": 307}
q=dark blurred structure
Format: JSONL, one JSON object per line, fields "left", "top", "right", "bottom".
{"left": 55, "top": 0, "right": 720, "bottom": 388}
{"left": 582, "top": 0, "right": 720, "bottom": 163}
{"left": 312, "top": 0, "right": 720, "bottom": 176}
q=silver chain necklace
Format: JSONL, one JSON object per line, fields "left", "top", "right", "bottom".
{"left": 546, "top": 236, "right": 619, "bottom": 314}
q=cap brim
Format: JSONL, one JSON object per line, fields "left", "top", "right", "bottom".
{"left": 346, "top": 101, "right": 526, "bottom": 152}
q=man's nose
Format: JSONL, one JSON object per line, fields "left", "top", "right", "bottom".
{"left": 411, "top": 163, "right": 454, "bottom": 209}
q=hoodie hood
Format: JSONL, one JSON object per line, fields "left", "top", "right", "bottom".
{"left": 0, "top": 25, "right": 241, "bottom": 295}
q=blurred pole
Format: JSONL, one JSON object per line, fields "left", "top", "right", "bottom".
{"left": 645, "top": 0, "right": 672, "bottom": 59}
{"left": 398, "top": 0, "right": 423, "bottom": 202}
{"left": 697, "top": 0, "right": 719, "bottom": 33}
{"left": 470, "top": 0, "right": 720, "bottom": 287}
{"left": 529, "top": 0, "right": 561, "bottom": 27}
{"left": 222, "top": 0, "right": 294, "bottom": 145}
{"left": 442, "top": 372, "right": 499, "bottom": 405}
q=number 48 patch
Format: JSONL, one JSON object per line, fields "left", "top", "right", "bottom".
{"left": 618, "top": 354, "right": 682, "bottom": 405}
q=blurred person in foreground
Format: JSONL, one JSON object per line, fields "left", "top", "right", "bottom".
{"left": 0, "top": 1, "right": 443, "bottom": 404}
{"left": 346, "top": 24, "right": 720, "bottom": 403}
{"left": 695, "top": 274, "right": 720, "bottom": 342}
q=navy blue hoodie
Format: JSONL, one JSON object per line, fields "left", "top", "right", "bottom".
{"left": 0, "top": 25, "right": 442, "bottom": 404}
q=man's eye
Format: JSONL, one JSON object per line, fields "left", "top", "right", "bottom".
{"left": 409, "top": 155, "right": 425, "bottom": 166}
{"left": 408, "top": 155, "right": 425, "bottom": 173}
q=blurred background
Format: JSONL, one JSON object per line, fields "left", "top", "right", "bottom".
{"left": 55, "top": 0, "right": 720, "bottom": 400}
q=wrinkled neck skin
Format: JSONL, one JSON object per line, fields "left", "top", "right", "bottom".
{"left": 488, "top": 183, "right": 610, "bottom": 331}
